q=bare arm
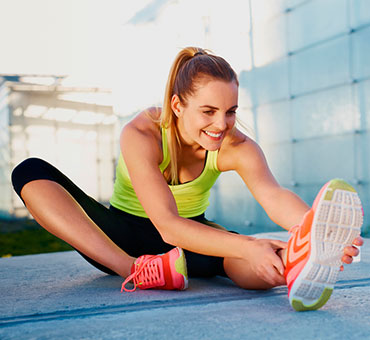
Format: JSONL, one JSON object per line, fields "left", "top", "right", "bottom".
{"left": 120, "top": 117, "right": 259, "bottom": 261}
{"left": 219, "top": 134, "right": 310, "bottom": 230}
{"left": 219, "top": 132, "right": 363, "bottom": 268}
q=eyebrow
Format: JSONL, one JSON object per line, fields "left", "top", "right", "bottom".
{"left": 199, "top": 105, "right": 238, "bottom": 111}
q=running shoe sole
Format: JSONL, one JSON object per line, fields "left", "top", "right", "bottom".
{"left": 174, "top": 247, "right": 189, "bottom": 290}
{"left": 289, "top": 179, "right": 363, "bottom": 311}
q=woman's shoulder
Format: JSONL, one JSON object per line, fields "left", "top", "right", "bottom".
{"left": 125, "top": 107, "right": 162, "bottom": 133}
{"left": 221, "top": 128, "right": 257, "bottom": 150}
{"left": 121, "top": 107, "right": 163, "bottom": 145}
{"left": 218, "top": 128, "right": 260, "bottom": 171}
{"left": 120, "top": 107, "right": 163, "bottom": 162}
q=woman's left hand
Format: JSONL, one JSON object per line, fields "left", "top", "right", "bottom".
{"left": 341, "top": 236, "right": 364, "bottom": 268}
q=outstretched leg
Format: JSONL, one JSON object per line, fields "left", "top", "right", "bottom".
{"left": 224, "top": 179, "right": 363, "bottom": 313}
{"left": 223, "top": 248, "right": 287, "bottom": 290}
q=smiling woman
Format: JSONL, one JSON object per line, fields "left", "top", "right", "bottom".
{"left": 10, "top": 47, "right": 364, "bottom": 312}
{"left": 160, "top": 47, "right": 239, "bottom": 184}
{"left": 172, "top": 80, "right": 238, "bottom": 151}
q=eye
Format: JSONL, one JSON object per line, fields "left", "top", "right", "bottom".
{"left": 227, "top": 110, "right": 237, "bottom": 116}
{"left": 203, "top": 110, "right": 215, "bottom": 115}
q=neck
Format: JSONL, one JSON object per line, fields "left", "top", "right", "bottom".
{"left": 175, "top": 122, "right": 204, "bottom": 154}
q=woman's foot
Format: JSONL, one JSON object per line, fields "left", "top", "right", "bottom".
{"left": 284, "top": 179, "right": 363, "bottom": 311}
{"left": 121, "top": 247, "right": 188, "bottom": 292}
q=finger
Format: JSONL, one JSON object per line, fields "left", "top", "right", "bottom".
{"left": 266, "top": 249, "right": 286, "bottom": 284}
{"left": 271, "top": 254, "right": 285, "bottom": 276}
{"left": 265, "top": 264, "right": 286, "bottom": 286}
{"left": 270, "top": 240, "right": 288, "bottom": 249}
{"left": 340, "top": 265, "right": 344, "bottom": 272}
{"left": 343, "top": 245, "right": 359, "bottom": 257}
{"left": 341, "top": 254, "right": 353, "bottom": 264}
{"left": 256, "top": 265, "right": 276, "bottom": 286}
{"left": 274, "top": 270, "right": 287, "bottom": 286}
{"left": 280, "top": 274, "right": 287, "bottom": 285}
{"left": 256, "top": 268, "right": 275, "bottom": 287}
{"left": 270, "top": 268, "right": 286, "bottom": 286}
{"left": 352, "top": 236, "right": 364, "bottom": 247}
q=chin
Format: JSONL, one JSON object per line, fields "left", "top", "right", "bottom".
{"left": 204, "top": 144, "right": 221, "bottom": 152}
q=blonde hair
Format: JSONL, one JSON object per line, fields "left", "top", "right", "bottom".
{"left": 160, "top": 47, "right": 238, "bottom": 185}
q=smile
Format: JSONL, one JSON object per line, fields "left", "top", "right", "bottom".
{"left": 204, "top": 130, "right": 222, "bottom": 138}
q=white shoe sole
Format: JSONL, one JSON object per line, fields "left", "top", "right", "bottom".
{"left": 289, "top": 179, "right": 363, "bottom": 311}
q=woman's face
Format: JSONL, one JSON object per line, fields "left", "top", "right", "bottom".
{"left": 172, "top": 79, "right": 238, "bottom": 151}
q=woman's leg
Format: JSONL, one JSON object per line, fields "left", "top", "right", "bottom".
{"left": 21, "top": 180, "right": 134, "bottom": 277}
{"left": 224, "top": 258, "right": 279, "bottom": 290}
{"left": 196, "top": 216, "right": 288, "bottom": 289}
{"left": 12, "top": 158, "right": 135, "bottom": 278}
{"left": 223, "top": 248, "right": 288, "bottom": 290}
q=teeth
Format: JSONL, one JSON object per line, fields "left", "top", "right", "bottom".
{"left": 204, "top": 130, "right": 222, "bottom": 138}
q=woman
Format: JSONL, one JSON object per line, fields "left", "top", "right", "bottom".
{"left": 11, "top": 47, "right": 363, "bottom": 311}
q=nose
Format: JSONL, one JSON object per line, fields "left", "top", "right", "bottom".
{"left": 214, "top": 114, "right": 227, "bottom": 131}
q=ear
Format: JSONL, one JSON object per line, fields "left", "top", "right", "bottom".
{"left": 171, "top": 94, "right": 183, "bottom": 118}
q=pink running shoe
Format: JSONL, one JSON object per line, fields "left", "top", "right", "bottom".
{"left": 121, "top": 247, "right": 188, "bottom": 292}
{"left": 284, "top": 179, "right": 363, "bottom": 311}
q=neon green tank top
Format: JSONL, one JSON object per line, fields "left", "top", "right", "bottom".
{"left": 110, "top": 128, "right": 221, "bottom": 218}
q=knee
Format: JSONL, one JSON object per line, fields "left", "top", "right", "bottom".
{"left": 12, "top": 158, "right": 43, "bottom": 183}
{"left": 11, "top": 158, "right": 49, "bottom": 196}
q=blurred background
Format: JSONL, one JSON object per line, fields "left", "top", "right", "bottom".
{"left": 1, "top": 0, "right": 369, "bottom": 255}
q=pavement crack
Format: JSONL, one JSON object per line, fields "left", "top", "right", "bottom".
{"left": 1, "top": 277, "right": 369, "bottom": 327}
{"left": 0, "top": 291, "right": 279, "bottom": 327}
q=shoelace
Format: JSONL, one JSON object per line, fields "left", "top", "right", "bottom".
{"left": 121, "top": 255, "right": 161, "bottom": 292}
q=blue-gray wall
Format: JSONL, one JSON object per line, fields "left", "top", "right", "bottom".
{"left": 207, "top": 0, "right": 370, "bottom": 236}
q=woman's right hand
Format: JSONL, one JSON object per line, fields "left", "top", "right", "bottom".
{"left": 243, "top": 237, "right": 287, "bottom": 287}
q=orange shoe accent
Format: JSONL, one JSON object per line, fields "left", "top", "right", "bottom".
{"left": 121, "top": 247, "right": 188, "bottom": 292}
{"left": 285, "top": 209, "right": 314, "bottom": 292}
{"left": 284, "top": 179, "right": 363, "bottom": 311}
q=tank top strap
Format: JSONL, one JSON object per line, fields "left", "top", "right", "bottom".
{"left": 159, "top": 126, "right": 219, "bottom": 173}
{"left": 207, "top": 149, "right": 220, "bottom": 172}
{"left": 159, "top": 127, "right": 170, "bottom": 171}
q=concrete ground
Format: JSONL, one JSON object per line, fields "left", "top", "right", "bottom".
{"left": 0, "top": 232, "right": 369, "bottom": 340}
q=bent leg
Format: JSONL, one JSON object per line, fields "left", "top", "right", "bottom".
{"left": 21, "top": 180, "right": 134, "bottom": 277}
{"left": 224, "top": 248, "right": 288, "bottom": 290}
{"left": 12, "top": 158, "right": 135, "bottom": 278}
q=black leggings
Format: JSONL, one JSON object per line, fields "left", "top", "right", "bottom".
{"left": 11, "top": 158, "right": 227, "bottom": 278}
